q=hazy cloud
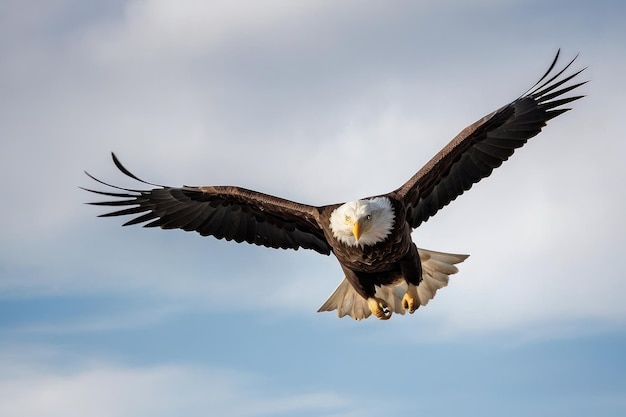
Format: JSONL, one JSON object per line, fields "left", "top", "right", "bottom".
{"left": 0, "top": 351, "right": 356, "bottom": 417}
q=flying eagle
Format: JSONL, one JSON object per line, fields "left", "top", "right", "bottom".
{"left": 84, "top": 51, "right": 585, "bottom": 320}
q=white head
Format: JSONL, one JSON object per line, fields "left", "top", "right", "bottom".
{"left": 329, "top": 197, "right": 395, "bottom": 248}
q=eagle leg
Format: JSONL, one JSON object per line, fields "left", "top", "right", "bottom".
{"left": 402, "top": 283, "right": 419, "bottom": 314}
{"left": 367, "top": 297, "right": 392, "bottom": 320}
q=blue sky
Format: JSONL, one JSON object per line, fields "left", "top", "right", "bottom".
{"left": 1, "top": 0, "right": 625, "bottom": 415}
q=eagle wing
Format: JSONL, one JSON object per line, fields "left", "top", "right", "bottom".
{"left": 395, "top": 50, "right": 587, "bottom": 228}
{"left": 83, "top": 153, "right": 332, "bottom": 255}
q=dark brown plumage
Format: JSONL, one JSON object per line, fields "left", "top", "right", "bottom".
{"left": 83, "top": 51, "right": 586, "bottom": 320}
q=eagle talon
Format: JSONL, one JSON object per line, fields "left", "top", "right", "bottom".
{"left": 402, "top": 284, "right": 419, "bottom": 314}
{"left": 367, "top": 297, "right": 392, "bottom": 320}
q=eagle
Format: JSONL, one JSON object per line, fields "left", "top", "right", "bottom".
{"left": 83, "top": 51, "right": 585, "bottom": 320}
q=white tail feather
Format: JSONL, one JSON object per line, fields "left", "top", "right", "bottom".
{"left": 317, "top": 248, "right": 469, "bottom": 320}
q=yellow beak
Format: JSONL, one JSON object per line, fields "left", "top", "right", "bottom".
{"left": 352, "top": 222, "right": 361, "bottom": 241}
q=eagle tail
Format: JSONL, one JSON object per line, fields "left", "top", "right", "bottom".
{"left": 317, "top": 248, "right": 469, "bottom": 320}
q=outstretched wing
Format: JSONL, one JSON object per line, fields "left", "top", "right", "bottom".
{"left": 83, "top": 153, "right": 332, "bottom": 255}
{"left": 396, "top": 50, "right": 587, "bottom": 228}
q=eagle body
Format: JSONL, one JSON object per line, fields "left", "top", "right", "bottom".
{"left": 84, "top": 51, "right": 586, "bottom": 320}
{"left": 322, "top": 197, "right": 410, "bottom": 272}
{"left": 320, "top": 196, "right": 419, "bottom": 297}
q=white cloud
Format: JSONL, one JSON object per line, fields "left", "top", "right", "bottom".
{"left": 0, "top": 350, "right": 357, "bottom": 417}
{"left": 81, "top": 0, "right": 369, "bottom": 65}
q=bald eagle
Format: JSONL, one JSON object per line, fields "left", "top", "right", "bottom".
{"left": 84, "top": 51, "right": 585, "bottom": 320}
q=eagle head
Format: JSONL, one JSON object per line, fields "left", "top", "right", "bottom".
{"left": 329, "top": 197, "right": 395, "bottom": 247}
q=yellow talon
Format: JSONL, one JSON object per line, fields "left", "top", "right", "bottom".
{"left": 402, "top": 284, "right": 419, "bottom": 314}
{"left": 367, "top": 297, "right": 392, "bottom": 320}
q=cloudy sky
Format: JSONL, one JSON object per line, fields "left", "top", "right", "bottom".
{"left": 1, "top": 0, "right": 625, "bottom": 415}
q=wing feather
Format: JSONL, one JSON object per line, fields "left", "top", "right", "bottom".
{"left": 83, "top": 154, "right": 332, "bottom": 255}
{"left": 396, "top": 50, "right": 586, "bottom": 228}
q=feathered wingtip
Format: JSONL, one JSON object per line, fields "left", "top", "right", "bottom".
{"left": 80, "top": 153, "right": 166, "bottom": 224}
{"left": 82, "top": 153, "right": 163, "bottom": 193}
{"left": 522, "top": 49, "right": 588, "bottom": 117}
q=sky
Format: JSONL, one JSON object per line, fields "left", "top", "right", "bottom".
{"left": 1, "top": 0, "right": 626, "bottom": 415}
